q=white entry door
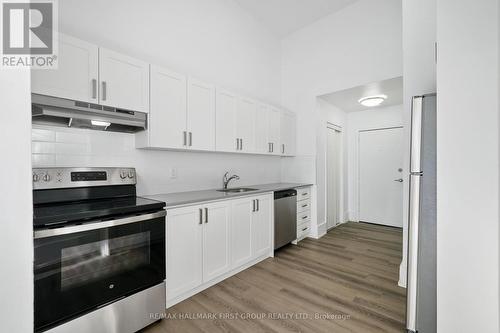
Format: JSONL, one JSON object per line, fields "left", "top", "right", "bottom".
{"left": 327, "top": 125, "right": 341, "bottom": 229}
{"left": 359, "top": 127, "right": 404, "bottom": 227}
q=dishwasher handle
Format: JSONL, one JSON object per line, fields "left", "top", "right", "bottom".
{"left": 274, "top": 189, "right": 297, "bottom": 200}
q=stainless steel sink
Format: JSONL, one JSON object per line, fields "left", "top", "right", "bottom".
{"left": 217, "top": 187, "right": 258, "bottom": 193}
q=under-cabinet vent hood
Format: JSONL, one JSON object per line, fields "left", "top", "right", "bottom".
{"left": 31, "top": 94, "right": 147, "bottom": 133}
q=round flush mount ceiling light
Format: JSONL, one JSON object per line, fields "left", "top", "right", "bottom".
{"left": 358, "top": 95, "right": 387, "bottom": 107}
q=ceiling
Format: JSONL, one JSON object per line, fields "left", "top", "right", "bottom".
{"left": 320, "top": 77, "right": 403, "bottom": 112}
{"left": 235, "top": 0, "right": 359, "bottom": 38}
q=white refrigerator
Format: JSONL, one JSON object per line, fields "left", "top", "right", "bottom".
{"left": 406, "top": 94, "right": 437, "bottom": 333}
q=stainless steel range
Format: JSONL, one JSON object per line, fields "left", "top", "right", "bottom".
{"left": 33, "top": 167, "right": 166, "bottom": 333}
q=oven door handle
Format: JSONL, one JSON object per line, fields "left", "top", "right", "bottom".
{"left": 34, "top": 210, "right": 167, "bottom": 239}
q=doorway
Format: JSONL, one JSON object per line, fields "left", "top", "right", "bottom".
{"left": 326, "top": 123, "right": 342, "bottom": 230}
{"left": 358, "top": 126, "right": 404, "bottom": 227}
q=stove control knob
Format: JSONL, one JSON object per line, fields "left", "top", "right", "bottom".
{"left": 42, "top": 174, "right": 51, "bottom": 182}
{"left": 120, "top": 171, "right": 127, "bottom": 179}
{"left": 128, "top": 171, "right": 134, "bottom": 179}
{"left": 33, "top": 173, "right": 39, "bottom": 182}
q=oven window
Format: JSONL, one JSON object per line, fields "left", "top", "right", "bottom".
{"left": 60, "top": 231, "right": 150, "bottom": 290}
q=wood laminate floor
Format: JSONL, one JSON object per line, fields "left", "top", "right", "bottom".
{"left": 143, "top": 222, "right": 406, "bottom": 333}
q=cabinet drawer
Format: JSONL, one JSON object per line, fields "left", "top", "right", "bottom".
{"left": 297, "top": 210, "right": 311, "bottom": 223}
{"left": 297, "top": 199, "right": 311, "bottom": 212}
{"left": 297, "top": 224, "right": 310, "bottom": 240}
{"left": 297, "top": 187, "right": 311, "bottom": 201}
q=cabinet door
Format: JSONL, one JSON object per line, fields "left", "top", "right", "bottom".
{"left": 202, "top": 202, "right": 231, "bottom": 282}
{"left": 237, "top": 97, "right": 256, "bottom": 153}
{"left": 268, "top": 107, "right": 281, "bottom": 155}
{"left": 215, "top": 89, "right": 238, "bottom": 152}
{"left": 187, "top": 78, "right": 215, "bottom": 151}
{"left": 149, "top": 66, "right": 187, "bottom": 149}
{"left": 255, "top": 103, "right": 269, "bottom": 154}
{"left": 31, "top": 34, "right": 98, "bottom": 103}
{"left": 280, "top": 111, "right": 297, "bottom": 156}
{"left": 99, "top": 48, "right": 149, "bottom": 112}
{"left": 252, "top": 194, "right": 273, "bottom": 258}
{"left": 231, "top": 198, "right": 253, "bottom": 267}
{"left": 166, "top": 206, "right": 203, "bottom": 301}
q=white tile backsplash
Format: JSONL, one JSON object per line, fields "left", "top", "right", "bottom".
{"left": 32, "top": 125, "right": 282, "bottom": 196}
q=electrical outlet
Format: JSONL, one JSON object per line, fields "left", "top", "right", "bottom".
{"left": 170, "top": 168, "right": 178, "bottom": 179}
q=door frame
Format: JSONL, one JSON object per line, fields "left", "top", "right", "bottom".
{"left": 326, "top": 122, "right": 343, "bottom": 230}
{"left": 356, "top": 126, "right": 404, "bottom": 224}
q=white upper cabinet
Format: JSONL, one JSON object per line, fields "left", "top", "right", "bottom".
{"left": 31, "top": 34, "right": 99, "bottom": 103}
{"left": 280, "top": 111, "right": 297, "bottom": 156}
{"left": 268, "top": 107, "right": 281, "bottom": 155}
{"left": 141, "top": 65, "right": 187, "bottom": 149}
{"left": 202, "top": 201, "right": 231, "bottom": 282}
{"left": 99, "top": 48, "right": 149, "bottom": 112}
{"left": 236, "top": 97, "right": 256, "bottom": 153}
{"left": 254, "top": 103, "right": 269, "bottom": 154}
{"left": 187, "top": 78, "right": 215, "bottom": 151}
{"left": 215, "top": 88, "right": 238, "bottom": 152}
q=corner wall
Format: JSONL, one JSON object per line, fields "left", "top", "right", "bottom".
{"left": 436, "top": 0, "right": 499, "bottom": 331}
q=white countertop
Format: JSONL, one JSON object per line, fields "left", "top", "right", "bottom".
{"left": 145, "top": 183, "right": 312, "bottom": 208}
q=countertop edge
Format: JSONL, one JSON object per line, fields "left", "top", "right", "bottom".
{"left": 145, "top": 183, "right": 313, "bottom": 209}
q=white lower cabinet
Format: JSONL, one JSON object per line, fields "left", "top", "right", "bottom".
{"left": 202, "top": 201, "right": 231, "bottom": 281}
{"left": 231, "top": 198, "right": 253, "bottom": 267}
{"left": 166, "top": 205, "right": 203, "bottom": 301}
{"left": 166, "top": 193, "right": 273, "bottom": 306}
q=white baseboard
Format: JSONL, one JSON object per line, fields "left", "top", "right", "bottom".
{"left": 166, "top": 252, "right": 272, "bottom": 308}
{"left": 317, "top": 222, "right": 327, "bottom": 238}
{"left": 398, "top": 262, "right": 407, "bottom": 288}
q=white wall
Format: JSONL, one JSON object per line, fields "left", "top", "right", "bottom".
{"left": 346, "top": 104, "right": 404, "bottom": 222}
{"left": 0, "top": 71, "right": 33, "bottom": 331}
{"left": 59, "top": 0, "right": 281, "bottom": 105}
{"left": 437, "top": 0, "right": 499, "bottom": 331}
{"left": 51, "top": 0, "right": 284, "bottom": 193}
{"left": 32, "top": 125, "right": 282, "bottom": 195}
{"left": 400, "top": 0, "right": 436, "bottom": 287}
{"left": 280, "top": 0, "right": 403, "bottom": 237}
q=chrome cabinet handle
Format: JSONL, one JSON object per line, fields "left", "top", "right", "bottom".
{"left": 256, "top": 199, "right": 259, "bottom": 211}
{"left": 252, "top": 199, "right": 256, "bottom": 212}
{"left": 268, "top": 143, "right": 271, "bottom": 153}
{"left": 183, "top": 131, "right": 187, "bottom": 146}
{"left": 240, "top": 138, "right": 243, "bottom": 151}
{"left": 302, "top": 215, "right": 308, "bottom": 219}
{"left": 271, "top": 143, "right": 274, "bottom": 153}
{"left": 101, "top": 81, "right": 107, "bottom": 101}
{"left": 91, "top": 79, "right": 97, "bottom": 99}
{"left": 302, "top": 227, "right": 308, "bottom": 232}
{"left": 394, "top": 178, "right": 404, "bottom": 183}
{"left": 236, "top": 138, "right": 239, "bottom": 150}
{"left": 189, "top": 132, "right": 193, "bottom": 146}
{"left": 282, "top": 144, "right": 285, "bottom": 154}
{"left": 205, "top": 208, "right": 208, "bottom": 223}
{"left": 199, "top": 208, "right": 203, "bottom": 225}
{"left": 302, "top": 204, "right": 308, "bottom": 208}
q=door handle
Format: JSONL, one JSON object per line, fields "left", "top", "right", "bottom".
{"left": 91, "top": 79, "right": 97, "bottom": 99}
{"left": 394, "top": 178, "right": 404, "bottom": 183}
{"left": 101, "top": 81, "right": 107, "bottom": 101}
{"left": 205, "top": 208, "right": 208, "bottom": 223}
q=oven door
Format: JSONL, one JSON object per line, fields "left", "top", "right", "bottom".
{"left": 34, "top": 210, "right": 166, "bottom": 332}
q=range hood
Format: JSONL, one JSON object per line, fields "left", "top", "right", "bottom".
{"left": 32, "top": 94, "right": 147, "bottom": 133}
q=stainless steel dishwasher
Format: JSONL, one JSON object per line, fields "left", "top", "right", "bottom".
{"left": 274, "top": 189, "right": 297, "bottom": 249}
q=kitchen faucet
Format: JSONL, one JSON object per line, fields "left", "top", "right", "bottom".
{"left": 222, "top": 172, "right": 240, "bottom": 189}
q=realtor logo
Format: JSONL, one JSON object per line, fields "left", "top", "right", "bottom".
{"left": 1, "top": 0, "right": 58, "bottom": 68}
